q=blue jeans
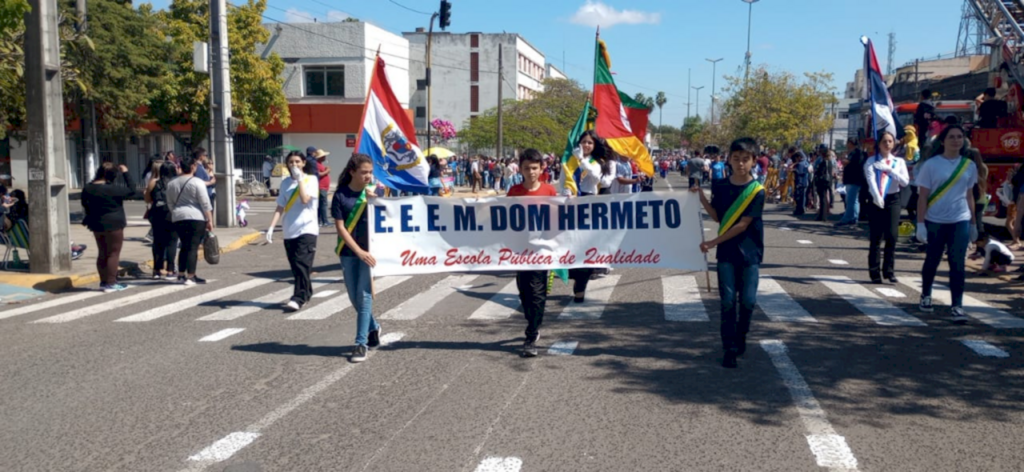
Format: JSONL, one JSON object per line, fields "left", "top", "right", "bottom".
{"left": 716, "top": 262, "right": 759, "bottom": 352}
{"left": 922, "top": 220, "right": 970, "bottom": 308}
{"left": 341, "top": 255, "right": 379, "bottom": 346}
{"left": 840, "top": 184, "right": 861, "bottom": 223}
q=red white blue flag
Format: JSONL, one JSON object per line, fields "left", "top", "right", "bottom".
{"left": 861, "top": 36, "right": 900, "bottom": 141}
{"left": 357, "top": 55, "right": 430, "bottom": 193}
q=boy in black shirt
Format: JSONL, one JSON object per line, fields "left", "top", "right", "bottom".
{"left": 690, "top": 138, "right": 766, "bottom": 368}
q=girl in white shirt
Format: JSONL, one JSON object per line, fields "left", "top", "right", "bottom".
{"left": 564, "top": 130, "right": 610, "bottom": 302}
{"left": 265, "top": 151, "right": 320, "bottom": 312}
{"left": 862, "top": 131, "right": 910, "bottom": 284}
{"left": 914, "top": 125, "right": 979, "bottom": 322}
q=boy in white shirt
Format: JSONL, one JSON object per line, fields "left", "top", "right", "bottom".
{"left": 973, "top": 232, "right": 1015, "bottom": 275}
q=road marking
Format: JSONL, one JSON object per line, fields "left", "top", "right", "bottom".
{"left": 662, "top": 275, "right": 709, "bottom": 322}
{"left": 664, "top": 179, "right": 673, "bottom": 191}
{"left": 875, "top": 288, "right": 905, "bottom": 298}
{"left": 558, "top": 275, "right": 621, "bottom": 320}
{"left": 467, "top": 280, "right": 520, "bottom": 320}
{"left": 828, "top": 259, "right": 849, "bottom": 265}
{"left": 797, "top": 240, "right": 813, "bottom": 245}
{"left": 814, "top": 275, "right": 926, "bottom": 326}
{"left": 903, "top": 277, "right": 1024, "bottom": 328}
{"left": 474, "top": 457, "right": 523, "bottom": 472}
{"left": 780, "top": 227, "right": 793, "bottom": 231}
{"left": 180, "top": 333, "right": 406, "bottom": 472}
{"left": 198, "top": 278, "right": 341, "bottom": 321}
{"left": 960, "top": 339, "right": 1010, "bottom": 358}
{"left": 187, "top": 432, "right": 260, "bottom": 462}
{"left": 199, "top": 328, "right": 245, "bottom": 342}
{"left": 757, "top": 275, "right": 818, "bottom": 323}
{"left": 761, "top": 340, "right": 860, "bottom": 471}
{"left": 547, "top": 341, "right": 578, "bottom": 356}
{"left": 312, "top": 289, "right": 339, "bottom": 299}
{"left": 116, "top": 278, "right": 270, "bottom": 322}
{"left": 0, "top": 291, "right": 104, "bottom": 320}
{"left": 381, "top": 275, "right": 478, "bottom": 320}
{"left": 33, "top": 284, "right": 193, "bottom": 324}
{"left": 288, "top": 276, "right": 410, "bottom": 320}
{"left": 703, "top": 227, "right": 710, "bottom": 231}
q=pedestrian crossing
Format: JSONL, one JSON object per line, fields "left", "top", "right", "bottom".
{"left": 3, "top": 270, "right": 1022, "bottom": 332}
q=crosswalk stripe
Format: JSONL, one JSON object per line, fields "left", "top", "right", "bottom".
{"left": 287, "top": 276, "right": 410, "bottom": 320}
{"left": 33, "top": 283, "right": 194, "bottom": 324}
{"left": 467, "top": 280, "right": 520, "bottom": 320}
{"left": 876, "top": 287, "right": 905, "bottom": 298}
{"left": 960, "top": 339, "right": 1010, "bottom": 358}
{"left": 197, "top": 278, "right": 341, "bottom": 321}
{"left": 558, "top": 275, "right": 621, "bottom": 320}
{"left": 0, "top": 290, "right": 105, "bottom": 321}
{"left": 312, "top": 289, "right": 339, "bottom": 299}
{"left": 547, "top": 341, "right": 578, "bottom": 356}
{"left": 903, "top": 277, "right": 1024, "bottom": 328}
{"left": 814, "top": 275, "right": 926, "bottom": 326}
{"left": 199, "top": 328, "right": 245, "bottom": 342}
{"left": 474, "top": 457, "right": 523, "bottom": 472}
{"left": 662, "top": 275, "right": 709, "bottom": 322}
{"left": 757, "top": 275, "right": 818, "bottom": 323}
{"left": 381, "top": 275, "right": 479, "bottom": 320}
{"left": 115, "top": 278, "right": 272, "bottom": 322}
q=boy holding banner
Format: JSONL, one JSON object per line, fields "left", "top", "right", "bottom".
{"left": 507, "top": 149, "right": 558, "bottom": 358}
{"left": 690, "top": 138, "right": 766, "bottom": 369}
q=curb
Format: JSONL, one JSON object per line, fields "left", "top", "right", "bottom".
{"left": 0, "top": 231, "right": 263, "bottom": 293}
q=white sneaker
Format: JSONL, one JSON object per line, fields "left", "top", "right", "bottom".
{"left": 184, "top": 278, "right": 196, "bottom": 286}
{"left": 951, "top": 306, "right": 968, "bottom": 324}
{"left": 284, "top": 300, "right": 301, "bottom": 312}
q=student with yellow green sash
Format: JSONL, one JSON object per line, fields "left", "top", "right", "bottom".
{"left": 690, "top": 138, "right": 766, "bottom": 369}
{"left": 332, "top": 154, "right": 380, "bottom": 363}
{"left": 265, "top": 152, "right": 320, "bottom": 313}
{"left": 914, "top": 125, "right": 979, "bottom": 323}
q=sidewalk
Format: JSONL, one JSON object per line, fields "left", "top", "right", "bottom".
{"left": 0, "top": 221, "right": 262, "bottom": 292}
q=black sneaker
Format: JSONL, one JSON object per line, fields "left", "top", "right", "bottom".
{"left": 886, "top": 276, "right": 899, "bottom": 285}
{"left": 367, "top": 327, "right": 381, "bottom": 348}
{"left": 722, "top": 350, "right": 738, "bottom": 369}
{"left": 521, "top": 334, "right": 540, "bottom": 358}
{"left": 192, "top": 276, "right": 207, "bottom": 285}
{"left": 350, "top": 344, "right": 368, "bottom": 363}
{"left": 919, "top": 296, "right": 934, "bottom": 313}
{"left": 736, "top": 337, "right": 747, "bottom": 357}
{"left": 951, "top": 306, "right": 969, "bottom": 324}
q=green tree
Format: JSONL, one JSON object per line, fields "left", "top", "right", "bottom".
{"left": 149, "top": 0, "right": 290, "bottom": 148}
{"left": 654, "top": 91, "right": 666, "bottom": 129}
{"left": 680, "top": 115, "right": 704, "bottom": 147}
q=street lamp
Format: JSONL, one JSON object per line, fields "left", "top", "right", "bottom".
{"left": 692, "top": 86, "right": 705, "bottom": 119}
{"left": 742, "top": 0, "right": 760, "bottom": 83}
{"left": 706, "top": 58, "right": 723, "bottom": 124}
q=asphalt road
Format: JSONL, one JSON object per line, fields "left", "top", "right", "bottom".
{"left": 3, "top": 175, "right": 1023, "bottom": 472}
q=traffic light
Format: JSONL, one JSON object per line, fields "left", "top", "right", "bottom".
{"left": 439, "top": 0, "right": 451, "bottom": 30}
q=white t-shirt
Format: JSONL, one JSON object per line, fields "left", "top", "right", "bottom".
{"left": 983, "top": 239, "right": 1014, "bottom": 268}
{"left": 275, "top": 175, "right": 320, "bottom": 239}
{"left": 471, "top": 160, "right": 480, "bottom": 173}
{"left": 610, "top": 161, "right": 634, "bottom": 194}
{"left": 916, "top": 155, "right": 978, "bottom": 224}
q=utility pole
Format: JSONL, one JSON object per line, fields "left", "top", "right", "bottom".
{"left": 706, "top": 58, "right": 723, "bottom": 124}
{"left": 686, "top": 68, "right": 692, "bottom": 119}
{"left": 425, "top": 12, "right": 438, "bottom": 150}
{"left": 25, "top": 0, "right": 72, "bottom": 272}
{"left": 742, "top": 0, "right": 760, "bottom": 84}
{"left": 75, "top": 0, "right": 97, "bottom": 186}
{"left": 692, "top": 86, "right": 705, "bottom": 120}
{"left": 210, "top": 0, "right": 236, "bottom": 227}
{"left": 496, "top": 47, "right": 503, "bottom": 160}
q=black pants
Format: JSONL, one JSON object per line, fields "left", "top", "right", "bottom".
{"left": 793, "top": 186, "right": 807, "bottom": 215}
{"left": 516, "top": 270, "right": 549, "bottom": 340}
{"left": 175, "top": 220, "right": 206, "bottom": 276}
{"left": 689, "top": 177, "right": 700, "bottom": 188}
{"left": 815, "top": 184, "right": 830, "bottom": 221}
{"left": 568, "top": 268, "right": 592, "bottom": 294}
{"left": 151, "top": 216, "right": 178, "bottom": 273}
{"left": 284, "top": 234, "right": 317, "bottom": 305}
{"left": 318, "top": 189, "right": 329, "bottom": 226}
{"left": 867, "top": 194, "right": 901, "bottom": 280}
{"left": 990, "top": 250, "right": 1012, "bottom": 267}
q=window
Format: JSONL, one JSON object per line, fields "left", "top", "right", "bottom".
{"left": 838, "top": 112, "right": 849, "bottom": 119}
{"left": 304, "top": 65, "right": 345, "bottom": 96}
{"left": 416, "top": 106, "right": 426, "bottom": 118}
{"left": 416, "top": 79, "right": 427, "bottom": 91}
{"left": 470, "top": 34, "right": 479, "bottom": 48}
{"left": 471, "top": 85, "right": 479, "bottom": 112}
{"left": 470, "top": 52, "right": 479, "bottom": 82}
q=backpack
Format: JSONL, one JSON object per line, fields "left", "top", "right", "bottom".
{"left": 813, "top": 159, "right": 833, "bottom": 186}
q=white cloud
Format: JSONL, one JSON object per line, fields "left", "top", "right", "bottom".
{"left": 570, "top": 1, "right": 660, "bottom": 28}
{"left": 283, "top": 8, "right": 352, "bottom": 23}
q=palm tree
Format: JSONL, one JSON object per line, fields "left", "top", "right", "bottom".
{"left": 634, "top": 92, "right": 647, "bottom": 105}
{"left": 655, "top": 91, "right": 667, "bottom": 131}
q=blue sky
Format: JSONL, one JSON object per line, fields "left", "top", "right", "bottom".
{"left": 148, "top": 0, "right": 965, "bottom": 127}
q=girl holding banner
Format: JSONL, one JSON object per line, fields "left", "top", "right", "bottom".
{"left": 332, "top": 154, "right": 381, "bottom": 363}
{"left": 863, "top": 131, "right": 910, "bottom": 285}
{"left": 265, "top": 151, "right": 320, "bottom": 312}
{"left": 567, "top": 130, "right": 611, "bottom": 302}
{"left": 914, "top": 125, "right": 979, "bottom": 322}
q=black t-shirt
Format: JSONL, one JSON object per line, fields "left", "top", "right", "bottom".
{"left": 331, "top": 184, "right": 369, "bottom": 257}
{"left": 978, "top": 99, "right": 1008, "bottom": 128}
{"left": 843, "top": 149, "right": 868, "bottom": 187}
{"left": 82, "top": 172, "right": 142, "bottom": 232}
{"left": 711, "top": 179, "right": 765, "bottom": 266}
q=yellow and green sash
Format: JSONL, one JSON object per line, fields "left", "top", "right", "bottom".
{"left": 335, "top": 187, "right": 369, "bottom": 255}
{"left": 282, "top": 176, "right": 314, "bottom": 213}
{"left": 718, "top": 181, "right": 764, "bottom": 236}
{"left": 926, "top": 157, "right": 970, "bottom": 208}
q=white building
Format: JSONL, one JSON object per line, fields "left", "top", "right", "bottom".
{"left": 402, "top": 31, "right": 551, "bottom": 144}
{"left": 824, "top": 98, "right": 858, "bottom": 150}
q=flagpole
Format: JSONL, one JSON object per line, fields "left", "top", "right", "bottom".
{"left": 593, "top": 27, "right": 600, "bottom": 93}
{"left": 698, "top": 206, "right": 712, "bottom": 293}
{"left": 359, "top": 46, "right": 382, "bottom": 300}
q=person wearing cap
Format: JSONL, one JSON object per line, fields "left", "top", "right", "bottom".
{"left": 314, "top": 149, "right": 332, "bottom": 226}
{"left": 305, "top": 146, "right": 319, "bottom": 177}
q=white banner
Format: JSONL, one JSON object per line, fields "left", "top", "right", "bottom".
{"left": 368, "top": 191, "right": 708, "bottom": 276}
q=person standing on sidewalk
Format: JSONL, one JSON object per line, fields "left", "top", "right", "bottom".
{"left": 266, "top": 151, "right": 319, "bottom": 312}
{"left": 314, "top": 149, "right": 332, "bottom": 227}
{"left": 166, "top": 154, "right": 214, "bottom": 286}
{"left": 915, "top": 125, "right": 979, "bottom": 322}
{"left": 82, "top": 162, "right": 145, "bottom": 293}
{"left": 333, "top": 154, "right": 380, "bottom": 363}
{"left": 863, "top": 131, "right": 910, "bottom": 284}
{"left": 837, "top": 137, "right": 867, "bottom": 227}
{"left": 145, "top": 160, "right": 181, "bottom": 280}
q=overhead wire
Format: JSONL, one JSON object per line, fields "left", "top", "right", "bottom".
{"left": 386, "top": 0, "right": 433, "bottom": 16}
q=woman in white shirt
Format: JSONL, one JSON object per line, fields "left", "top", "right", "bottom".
{"left": 914, "top": 125, "right": 979, "bottom": 322}
{"left": 564, "top": 130, "right": 610, "bottom": 302}
{"left": 862, "top": 131, "right": 910, "bottom": 284}
{"left": 265, "top": 151, "right": 320, "bottom": 312}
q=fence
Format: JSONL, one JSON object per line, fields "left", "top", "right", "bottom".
{"left": 233, "top": 133, "right": 282, "bottom": 183}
